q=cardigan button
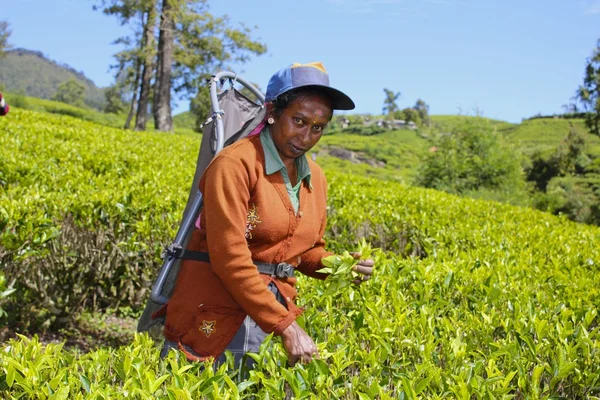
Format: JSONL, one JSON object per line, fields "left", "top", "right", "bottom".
{"left": 298, "top": 211, "right": 303, "bottom": 217}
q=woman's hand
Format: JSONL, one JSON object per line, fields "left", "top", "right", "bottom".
{"left": 350, "top": 252, "right": 374, "bottom": 284}
{"left": 281, "top": 321, "right": 319, "bottom": 366}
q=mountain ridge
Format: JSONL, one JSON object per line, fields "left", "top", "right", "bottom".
{"left": 0, "top": 48, "right": 106, "bottom": 110}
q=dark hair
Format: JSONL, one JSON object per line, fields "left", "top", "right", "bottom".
{"left": 270, "top": 86, "right": 333, "bottom": 118}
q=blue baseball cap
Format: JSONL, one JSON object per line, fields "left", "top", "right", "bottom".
{"left": 265, "top": 62, "right": 355, "bottom": 110}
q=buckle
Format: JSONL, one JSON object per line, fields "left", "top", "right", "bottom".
{"left": 275, "top": 263, "right": 294, "bottom": 278}
{"left": 162, "top": 244, "right": 183, "bottom": 260}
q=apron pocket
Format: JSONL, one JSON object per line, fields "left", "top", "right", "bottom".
{"left": 179, "top": 305, "right": 246, "bottom": 359}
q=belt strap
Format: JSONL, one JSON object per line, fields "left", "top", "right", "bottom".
{"left": 163, "top": 245, "right": 295, "bottom": 278}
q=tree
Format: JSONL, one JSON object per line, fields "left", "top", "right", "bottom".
{"left": 98, "top": 0, "right": 267, "bottom": 132}
{"left": 154, "top": 0, "right": 267, "bottom": 132}
{"left": 416, "top": 117, "right": 524, "bottom": 196}
{"left": 0, "top": 20, "right": 10, "bottom": 55}
{"left": 135, "top": 0, "right": 157, "bottom": 131}
{"left": 526, "top": 127, "right": 590, "bottom": 191}
{"left": 153, "top": 0, "right": 175, "bottom": 131}
{"left": 576, "top": 38, "right": 600, "bottom": 135}
{"left": 401, "top": 107, "right": 421, "bottom": 126}
{"left": 382, "top": 88, "right": 400, "bottom": 116}
{"left": 104, "top": 85, "right": 127, "bottom": 114}
{"left": 111, "top": 38, "right": 143, "bottom": 129}
{"left": 52, "top": 79, "right": 86, "bottom": 107}
{"left": 95, "top": 0, "right": 156, "bottom": 130}
{"left": 414, "top": 99, "right": 430, "bottom": 125}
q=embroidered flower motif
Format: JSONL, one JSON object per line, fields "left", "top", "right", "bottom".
{"left": 200, "top": 320, "right": 216, "bottom": 337}
{"left": 245, "top": 204, "right": 262, "bottom": 239}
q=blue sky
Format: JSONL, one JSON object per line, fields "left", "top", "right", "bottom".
{"left": 3, "top": 0, "right": 600, "bottom": 122}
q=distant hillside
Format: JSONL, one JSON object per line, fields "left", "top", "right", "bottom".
{"left": 0, "top": 48, "right": 106, "bottom": 110}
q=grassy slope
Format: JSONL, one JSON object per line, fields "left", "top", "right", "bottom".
{"left": 4, "top": 92, "right": 197, "bottom": 135}
{"left": 314, "top": 129, "right": 429, "bottom": 183}
{"left": 429, "top": 114, "right": 600, "bottom": 157}
{"left": 500, "top": 118, "right": 600, "bottom": 156}
{"left": 0, "top": 49, "right": 106, "bottom": 110}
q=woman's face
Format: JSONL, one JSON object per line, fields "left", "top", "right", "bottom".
{"left": 269, "top": 93, "right": 333, "bottom": 165}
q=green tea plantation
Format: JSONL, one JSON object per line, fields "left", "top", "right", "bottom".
{"left": 1, "top": 109, "right": 599, "bottom": 399}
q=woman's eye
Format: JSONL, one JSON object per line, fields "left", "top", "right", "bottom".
{"left": 294, "top": 118, "right": 304, "bottom": 125}
{"left": 313, "top": 125, "right": 323, "bottom": 132}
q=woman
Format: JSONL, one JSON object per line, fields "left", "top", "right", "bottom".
{"left": 0, "top": 92, "right": 9, "bottom": 116}
{"left": 159, "top": 62, "right": 374, "bottom": 367}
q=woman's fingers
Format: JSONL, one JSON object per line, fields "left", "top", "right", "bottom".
{"left": 352, "top": 264, "right": 373, "bottom": 275}
{"left": 282, "top": 321, "right": 319, "bottom": 366}
{"left": 358, "top": 258, "right": 375, "bottom": 267}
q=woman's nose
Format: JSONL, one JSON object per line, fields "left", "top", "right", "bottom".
{"left": 297, "top": 128, "right": 310, "bottom": 144}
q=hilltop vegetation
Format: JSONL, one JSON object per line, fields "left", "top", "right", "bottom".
{"left": 0, "top": 49, "right": 106, "bottom": 110}
{"left": 1, "top": 108, "right": 599, "bottom": 398}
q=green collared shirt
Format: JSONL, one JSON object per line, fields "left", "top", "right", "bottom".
{"left": 260, "top": 127, "right": 312, "bottom": 214}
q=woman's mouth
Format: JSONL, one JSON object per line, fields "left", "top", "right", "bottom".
{"left": 290, "top": 144, "right": 305, "bottom": 154}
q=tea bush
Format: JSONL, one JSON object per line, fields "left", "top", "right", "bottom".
{"left": 1, "top": 109, "right": 600, "bottom": 398}
{"left": 0, "top": 109, "right": 199, "bottom": 327}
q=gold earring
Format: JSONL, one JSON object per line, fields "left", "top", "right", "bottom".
{"left": 267, "top": 118, "right": 274, "bottom": 124}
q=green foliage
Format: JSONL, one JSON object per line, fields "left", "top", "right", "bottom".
{"left": 104, "top": 85, "right": 127, "bottom": 114}
{"left": 534, "top": 176, "right": 600, "bottom": 224}
{"left": 0, "top": 273, "right": 16, "bottom": 319}
{"left": 189, "top": 84, "right": 212, "bottom": 132}
{"left": 171, "top": 109, "right": 197, "bottom": 131}
{"left": 0, "top": 49, "right": 106, "bottom": 109}
{"left": 401, "top": 107, "right": 422, "bottom": 126}
{"left": 339, "top": 124, "right": 387, "bottom": 136}
{"left": 1, "top": 154, "right": 600, "bottom": 397}
{"left": 526, "top": 127, "right": 590, "bottom": 191}
{"left": 7, "top": 90, "right": 29, "bottom": 109}
{"left": 526, "top": 128, "right": 600, "bottom": 225}
{"left": 315, "top": 128, "right": 429, "bottom": 183}
{"left": 382, "top": 88, "right": 401, "bottom": 115}
{"left": 430, "top": 115, "right": 513, "bottom": 135}
{"left": 173, "top": 3, "right": 268, "bottom": 96}
{"left": 0, "top": 20, "right": 11, "bottom": 55}
{"left": 52, "top": 79, "right": 87, "bottom": 108}
{"left": 2, "top": 108, "right": 600, "bottom": 397}
{"left": 414, "top": 98, "right": 430, "bottom": 125}
{"left": 575, "top": 38, "right": 600, "bottom": 135}
{"left": 393, "top": 100, "right": 430, "bottom": 127}
{"left": 317, "top": 240, "right": 376, "bottom": 295}
{"left": 416, "top": 117, "right": 526, "bottom": 203}
{"left": 5, "top": 91, "right": 126, "bottom": 128}
{"left": 0, "top": 109, "right": 198, "bottom": 328}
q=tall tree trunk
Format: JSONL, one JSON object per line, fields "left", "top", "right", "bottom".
{"left": 124, "top": 57, "right": 142, "bottom": 130}
{"left": 135, "top": 3, "right": 157, "bottom": 131}
{"left": 154, "top": 0, "right": 174, "bottom": 132}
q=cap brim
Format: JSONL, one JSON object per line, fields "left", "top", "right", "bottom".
{"left": 295, "top": 84, "right": 355, "bottom": 110}
{"left": 321, "top": 86, "right": 355, "bottom": 110}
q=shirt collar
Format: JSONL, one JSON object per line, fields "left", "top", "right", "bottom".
{"left": 260, "top": 126, "right": 312, "bottom": 188}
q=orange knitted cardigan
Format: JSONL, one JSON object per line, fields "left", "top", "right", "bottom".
{"left": 160, "top": 133, "right": 332, "bottom": 359}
